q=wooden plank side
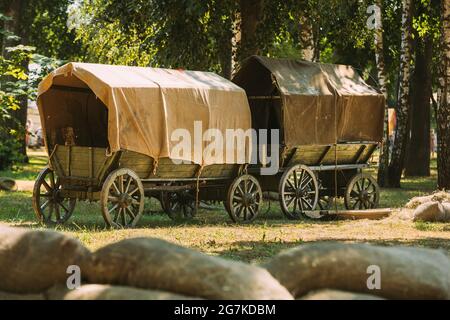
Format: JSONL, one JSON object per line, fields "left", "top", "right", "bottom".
{"left": 285, "top": 144, "right": 377, "bottom": 167}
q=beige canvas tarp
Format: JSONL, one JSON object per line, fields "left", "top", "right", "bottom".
{"left": 232, "top": 56, "right": 385, "bottom": 147}
{"left": 37, "top": 63, "right": 252, "bottom": 165}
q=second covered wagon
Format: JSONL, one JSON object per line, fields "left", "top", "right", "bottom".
{"left": 233, "top": 56, "right": 385, "bottom": 219}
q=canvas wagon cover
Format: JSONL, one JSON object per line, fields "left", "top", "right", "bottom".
{"left": 233, "top": 56, "right": 385, "bottom": 146}
{"left": 37, "top": 63, "right": 251, "bottom": 165}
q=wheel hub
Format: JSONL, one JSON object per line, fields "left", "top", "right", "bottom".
{"left": 242, "top": 193, "right": 254, "bottom": 207}
{"left": 118, "top": 193, "right": 132, "bottom": 208}
{"left": 358, "top": 190, "right": 369, "bottom": 201}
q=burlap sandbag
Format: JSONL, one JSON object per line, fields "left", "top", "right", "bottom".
{"left": 263, "top": 242, "right": 450, "bottom": 299}
{"left": 300, "top": 289, "right": 384, "bottom": 300}
{"left": 413, "top": 201, "right": 446, "bottom": 222}
{"left": 46, "top": 284, "right": 199, "bottom": 300}
{"left": 83, "top": 238, "right": 293, "bottom": 300}
{"left": 440, "top": 202, "right": 450, "bottom": 222}
{"left": 405, "top": 191, "right": 450, "bottom": 209}
{"left": 0, "top": 226, "right": 90, "bottom": 294}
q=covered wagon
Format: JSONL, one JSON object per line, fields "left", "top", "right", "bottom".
{"left": 33, "top": 63, "right": 263, "bottom": 227}
{"left": 233, "top": 56, "right": 385, "bottom": 219}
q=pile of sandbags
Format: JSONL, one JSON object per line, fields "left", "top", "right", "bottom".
{"left": 0, "top": 225, "right": 292, "bottom": 300}
{"left": 401, "top": 191, "right": 450, "bottom": 222}
{"left": 262, "top": 242, "right": 450, "bottom": 300}
{"left": 1, "top": 225, "right": 449, "bottom": 300}
{"left": 83, "top": 238, "right": 292, "bottom": 300}
{"left": 405, "top": 191, "right": 450, "bottom": 209}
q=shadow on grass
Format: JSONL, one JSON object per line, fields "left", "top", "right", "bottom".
{"left": 213, "top": 238, "right": 450, "bottom": 263}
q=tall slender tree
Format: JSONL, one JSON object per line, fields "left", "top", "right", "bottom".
{"left": 236, "top": 0, "right": 263, "bottom": 62}
{"left": 388, "top": 0, "right": 413, "bottom": 187}
{"left": 373, "top": 1, "right": 390, "bottom": 187}
{"left": 2, "top": 0, "right": 29, "bottom": 160}
{"left": 437, "top": 0, "right": 450, "bottom": 189}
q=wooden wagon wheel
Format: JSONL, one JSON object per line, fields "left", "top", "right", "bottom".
{"left": 279, "top": 164, "right": 319, "bottom": 219}
{"left": 344, "top": 173, "right": 380, "bottom": 210}
{"left": 100, "top": 168, "right": 145, "bottom": 228}
{"left": 161, "top": 189, "right": 196, "bottom": 221}
{"left": 225, "top": 174, "right": 263, "bottom": 223}
{"left": 32, "top": 167, "right": 76, "bottom": 225}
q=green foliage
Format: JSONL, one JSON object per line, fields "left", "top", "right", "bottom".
{"left": 23, "top": 0, "right": 83, "bottom": 60}
{"left": 0, "top": 47, "right": 32, "bottom": 170}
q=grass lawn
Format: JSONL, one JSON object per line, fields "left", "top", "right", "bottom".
{"left": 0, "top": 151, "right": 449, "bottom": 263}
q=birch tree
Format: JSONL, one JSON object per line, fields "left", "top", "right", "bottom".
{"left": 437, "top": 0, "right": 450, "bottom": 189}
{"left": 387, "top": 0, "right": 413, "bottom": 187}
{"left": 370, "top": 1, "right": 390, "bottom": 187}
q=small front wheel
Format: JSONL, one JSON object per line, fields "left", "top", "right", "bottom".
{"left": 225, "top": 174, "right": 263, "bottom": 223}
{"left": 32, "top": 167, "right": 76, "bottom": 225}
{"left": 100, "top": 168, "right": 145, "bottom": 228}
{"left": 344, "top": 173, "right": 380, "bottom": 210}
{"left": 161, "top": 189, "right": 196, "bottom": 221}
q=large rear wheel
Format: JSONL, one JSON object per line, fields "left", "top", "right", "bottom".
{"left": 32, "top": 167, "right": 76, "bottom": 225}
{"left": 279, "top": 164, "right": 319, "bottom": 219}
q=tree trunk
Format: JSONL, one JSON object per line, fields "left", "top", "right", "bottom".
{"left": 387, "top": 0, "right": 413, "bottom": 187}
{"left": 3, "top": 0, "right": 28, "bottom": 161}
{"left": 437, "top": 0, "right": 450, "bottom": 189}
{"left": 374, "top": 1, "right": 390, "bottom": 187}
{"left": 237, "top": 0, "right": 262, "bottom": 62}
{"left": 299, "top": 15, "right": 315, "bottom": 61}
{"left": 405, "top": 36, "right": 432, "bottom": 177}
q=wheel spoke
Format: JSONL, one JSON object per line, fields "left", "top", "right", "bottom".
{"left": 112, "top": 182, "right": 121, "bottom": 196}
{"left": 236, "top": 205, "right": 244, "bottom": 217}
{"left": 293, "top": 170, "right": 298, "bottom": 188}
{"left": 124, "top": 176, "right": 132, "bottom": 193}
{"left": 248, "top": 182, "right": 255, "bottom": 194}
{"left": 59, "top": 202, "right": 69, "bottom": 213}
{"left": 302, "top": 197, "right": 313, "bottom": 209}
{"left": 248, "top": 206, "right": 256, "bottom": 217}
{"left": 300, "top": 176, "right": 313, "bottom": 190}
{"left": 126, "top": 207, "right": 136, "bottom": 219}
{"left": 108, "top": 196, "right": 119, "bottom": 203}
{"left": 121, "top": 208, "right": 126, "bottom": 226}
{"left": 108, "top": 203, "right": 119, "bottom": 214}
{"left": 49, "top": 171, "right": 55, "bottom": 188}
{"left": 55, "top": 205, "right": 61, "bottom": 221}
{"left": 286, "top": 195, "right": 296, "bottom": 208}
{"left": 286, "top": 179, "right": 296, "bottom": 191}
{"left": 128, "top": 187, "right": 140, "bottom": 196}
{"left": 237, "top": 184, "right": 245, "bottom": 197}
{"left": 42, "top": 180, "right": 52, "bottom": 192}
{"left": 113, "top": 208, "right": 120, "bottom": 222}
{"left": 355, "top": 181, "right": 361, "bottom": 192}
{"left": 40, "top": 199, "right": 50, "bottom": 211}
{"left": 293, "top": 197, "right": 298, "bottom": 212}
{"left": 298, "top": 198, "right": 304, "bottom": 212}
